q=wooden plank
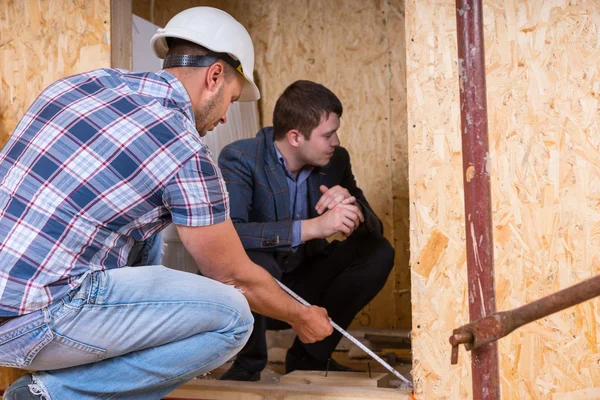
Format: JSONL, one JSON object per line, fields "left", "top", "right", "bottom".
{"left": 111, "top": 0, "right": 132, "bottom": 69}
{"left": 0, "top": 368, "right": 27, "bottom": 392}
{"left": 165, "top": 379, "right": 411, "bottom": 400}
{"left": 279, "top": 371, "right": 387, "bottom": 388}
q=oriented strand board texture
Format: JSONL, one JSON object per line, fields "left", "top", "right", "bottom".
{"left": 0, "top": 0, "right": 111, "bottom": 148}
{"left": 408, "top": 0, "right": 600, "bottom": 398}
{"left": 134, "top": 0, "right": 411, "bottom": 329}
{"left": 0, "top": 0, "right": 110, "bottom": 387}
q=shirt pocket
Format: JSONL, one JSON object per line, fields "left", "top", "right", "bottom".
{"left": 0, "top": 318, "right": 53, "bottom": 368}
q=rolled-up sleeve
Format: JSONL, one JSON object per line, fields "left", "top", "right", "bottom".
{"left": 162, "top": 149, "right": 230, "bottom": 226}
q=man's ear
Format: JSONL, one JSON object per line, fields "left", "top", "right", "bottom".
{"left": 287, "top": 129, "right": 302, "bottom": 148}
{"left": 204, "top": 62, "right": 226, "bottom": 93}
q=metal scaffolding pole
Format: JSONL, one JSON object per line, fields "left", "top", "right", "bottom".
{"left": 454, "top": 0, "right": 500, "bottom": 398}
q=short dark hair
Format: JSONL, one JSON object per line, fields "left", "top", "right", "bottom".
{"left": 273, "top": 80, "right": 343, "bottom": 140}
{"left": 165, "top": 38, "right": 236, "bottom": 81}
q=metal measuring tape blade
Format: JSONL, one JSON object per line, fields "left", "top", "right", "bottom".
{"left": 276, "top": 280, "right": 413, "bottom": 388}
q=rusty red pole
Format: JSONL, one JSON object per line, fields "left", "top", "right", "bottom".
{"left": 455, "top": 0, "right": 500, "bottom": 399}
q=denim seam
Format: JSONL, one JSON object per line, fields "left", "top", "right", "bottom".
{"left": 79, "top": 300, "right": 245, "bottom": 320}
{"left": 0, "top": 325, "right": 53, "bottom": 368}
{"left": 24, "top": 327, "right": 53, "bottom": 366}
{"left": 0, "top": 320, "right": 47, "bottom": 346}
{"left": 51, "top": 331, "right": 106, "bottom": 359}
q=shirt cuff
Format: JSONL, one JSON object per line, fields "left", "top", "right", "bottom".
{"left": 291, "top": 220, "right": 303, "bottom": 248}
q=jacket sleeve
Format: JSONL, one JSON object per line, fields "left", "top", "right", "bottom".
{"left": 338, "top": 149, "right": 384, "bottom": 236}
{"left": 218, "top": 145, "right": 296, "bottom": 251}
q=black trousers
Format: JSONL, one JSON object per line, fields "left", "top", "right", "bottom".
{"left": 235, "top": 233, "right": 395, "bottom": 373}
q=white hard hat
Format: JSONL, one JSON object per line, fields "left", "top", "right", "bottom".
{"left": 151, "top": 7, "right": 260, "bottom": 102}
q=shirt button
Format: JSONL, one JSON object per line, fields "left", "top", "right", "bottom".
{"left": 89, "top": 299, "right": 95, "bottom": 304}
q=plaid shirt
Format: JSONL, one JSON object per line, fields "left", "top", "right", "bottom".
{"left": 0, "top": 69, "right": 229, "bottom": 316}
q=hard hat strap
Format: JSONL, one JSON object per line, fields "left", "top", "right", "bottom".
{"left": 163, "top": 53, "right": 245, "bottom": 79}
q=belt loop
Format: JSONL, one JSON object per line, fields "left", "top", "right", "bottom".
{"left": 88, "top": 270, "right": 102, "bottom": 305}
{"left": 42, "top": 306, "right": 52, "bottom": 323}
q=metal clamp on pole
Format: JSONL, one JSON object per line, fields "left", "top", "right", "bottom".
{"left": 450, "top": 273, "right": 600, "bottom": 365}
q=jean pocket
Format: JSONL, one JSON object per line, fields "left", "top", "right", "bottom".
{"left": 0, "top": 321, "right": 53, "bottom": 368}
{"left": 27, "top": 332, "right": 107, "bottom": 371}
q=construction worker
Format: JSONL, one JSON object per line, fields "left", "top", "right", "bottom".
{"left": 218, "top": 80, "right": 395, "bottom": 381}
{"left": 0, "top": 7, "right": 332, "bottom": 400}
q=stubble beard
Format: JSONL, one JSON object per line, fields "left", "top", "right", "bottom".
{"left": 194, "top": 85, "right": 225, "bottom": 136}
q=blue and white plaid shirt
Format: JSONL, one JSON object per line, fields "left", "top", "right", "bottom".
{"left": 0, "top": 69, "right": 229, "bottom": 316}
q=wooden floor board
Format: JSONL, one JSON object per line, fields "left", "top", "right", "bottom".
{"left": 164, "top": 377, "right": 411, "bottom": 400}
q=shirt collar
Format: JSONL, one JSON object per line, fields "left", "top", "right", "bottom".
{"left": 273, "top": 141, "right": 313, "bottom": 181}
{"left": 155, "top": 70, "right": 195, "bottom": 123}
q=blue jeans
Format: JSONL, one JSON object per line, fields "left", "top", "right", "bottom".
{"left": 127, "top": 231, "right": 165, "bottom": 267}
{"left": 0, "top": 264, "right": 253, "bottom": 399}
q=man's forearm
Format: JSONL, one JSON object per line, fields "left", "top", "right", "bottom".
{"left": 177, "top": 221, "right": 306, "bottom": 326}
{"left": 230, "top": 261, "right": 306, "bottom": 324}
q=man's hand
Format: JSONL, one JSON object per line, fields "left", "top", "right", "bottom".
{"left": 289, "top": 305, "right": 333, "bottom": 343}
{"left": 315, "top": 185, "right": 356, "bottom": 214}
{"left": 302, "top": 203, "right": 364, "bottom": 241}
{"left": 177, "top": 221, "right": 332, "bottom": 334}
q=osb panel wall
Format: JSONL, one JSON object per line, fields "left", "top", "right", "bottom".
{"left": 0, "top": 0, "right": 111, "bottom": 388}
{"left": 408, "top": 0, "right": 600, "bottom": 398}
{"left": 134, "top": 0, "right": 411, "bottom": 329}
{"left": 0, "top": 0, "right": 111, "bottom": 148}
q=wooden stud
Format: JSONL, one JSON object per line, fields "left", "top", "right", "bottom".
{"left": 111, "top": 0, "right": 132, "bottom": 69}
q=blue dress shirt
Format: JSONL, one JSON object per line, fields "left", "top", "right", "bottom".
{"left": 274, "top": 143, "right": 313, "bottom": 248}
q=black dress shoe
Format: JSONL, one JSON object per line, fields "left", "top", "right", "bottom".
{"left": 285, "top": 350, "right": 362, "bottom": 374}
{"left": 220, "top": 362, "right": 261, "bottom": 381}
{"left": 4, "top": 374, "right": 44, "bottom": 400}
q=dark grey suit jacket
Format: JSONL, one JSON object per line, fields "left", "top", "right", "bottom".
{"left": 218, "top": 127, "right": 382, "bottom": 258}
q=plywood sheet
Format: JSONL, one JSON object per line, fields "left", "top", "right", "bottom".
{"left": 407, "top": 0, "right": 600, "bottom": 398}
{"left": 0, "top": 0, "right": 111, "bottom": 148}
{"left": 388, "top": 0, "right": 412, "bottom": 329}
{"left": 134, "top": 0, "right": 411, "bottom": 329}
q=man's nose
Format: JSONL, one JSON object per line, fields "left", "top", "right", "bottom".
{"left": 332, "top": 133, "right": 340, "bottom": 146}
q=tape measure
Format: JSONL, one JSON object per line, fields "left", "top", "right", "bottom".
{"left": 276, "top": 280, "right": 413, "bottom": 388}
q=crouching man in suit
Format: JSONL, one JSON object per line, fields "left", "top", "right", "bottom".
{"left": 218, "top": 80, "right": 394, "bottom": 381}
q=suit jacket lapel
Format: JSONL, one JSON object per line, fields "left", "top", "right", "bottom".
{"left": 264, "top": 134, "right": 291, "bottom": 221}
{"left": 307, "top": 168, "right": 325, "bottom": 219}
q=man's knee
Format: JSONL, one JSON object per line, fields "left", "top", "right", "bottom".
{"left": 364, "top": 234, "right": 395, "bottom": 275}
{"left": 223, "top": 284, "right": 254, "bottom": 329}
{"left": 379, "top": 236, "right": 395, "bottom": 271}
